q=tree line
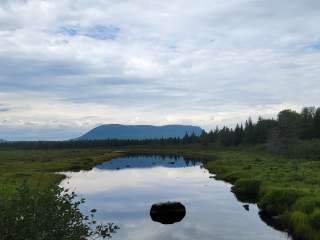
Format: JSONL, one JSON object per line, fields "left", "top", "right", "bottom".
{"left": 1, "top": 107, "right": 320, "bottom": 156}
{"left": 184, "top": 107, "right": 320, "bottom": 146}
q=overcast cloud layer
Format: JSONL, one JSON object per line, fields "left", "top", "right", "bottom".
{"left": 0, "top": 0, "right": 320, "bottom": 140}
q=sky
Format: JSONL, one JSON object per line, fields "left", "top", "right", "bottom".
{"left": 0, "top": 0, "right": 320, "bottom": 141}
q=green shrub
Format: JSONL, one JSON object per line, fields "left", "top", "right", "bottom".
{"left": 294, "top": 196, "right": 320, "bottom": 214}
{"left": 287, "top": 211, "right": 311, "bottom": 239}
{"left": 232, "top": 179, "right": 261, "bottom": 202}
{"left": 222, "top": 171, "right": 246, "bottom": 183}
{"left": 0, "top": 183, "right": 118, "bottom": 240}
{"left": 310, "top": 209, "right": 320, "bottom": 229}
{"left": 258, "top": 189, "right": 303, "bottom": 216}
{"left": 287, "top": 139, "right": 320, "bottom": 159}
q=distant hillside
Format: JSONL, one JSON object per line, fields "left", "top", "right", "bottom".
{"left": 78, "top": 124, "right": 203, "bottom": 140}
{"left": 0, "top": 139, "right": 6, "bottom": 143}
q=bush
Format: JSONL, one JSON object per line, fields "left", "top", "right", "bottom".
{"left": 287, "top": 211, "right": 311, "bottom": 239}
{"left": 310, "top": 209, "right": 320, "bottom": 229}
{"left": 222, "top": 171, "right": 246, "bottom": 183}
{"left": 290, "top": 139, "right": 320, "bottom": 159}
{"left": 0, "top": 183, "right": 118, "bottom": 240}
{"left": 294, "top": 196, "right": 320, "bottom": 214}
{"left": 231, "top": 179, "right": 261, "bottom": 202}
{"left": 258, "top": 189, "right": 303, "bottom": 216}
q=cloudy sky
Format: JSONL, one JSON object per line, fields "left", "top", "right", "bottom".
{"left": 0, "top": 0, "right": 319, "bottom": 140}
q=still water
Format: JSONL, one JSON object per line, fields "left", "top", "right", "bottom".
{"left": 60, "top": 155, "right": 291, "bottom": 240}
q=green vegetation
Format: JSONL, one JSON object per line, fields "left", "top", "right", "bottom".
{"left": 3, "top": 143, "right": 320, "bottom": 239}
{"left": 1, "top": 106, "right": 320, "bottom": 239}
{"left": 231, "top": 179, "right": 261, "bottom": 202}
{"left": 201, "top": 147, "right": 320, "bottom": 240}
{"left": 0, "top": 149, "right": 123, "bottom": 240}
{"left": 0, "top": 148, "right": 123, "bottom": 187}
{"left": 123, "top": 144, "right": 320, "bottom": 240}
{"left": 0, "top": 183, "right": 119, "bottom": 240}
{"left": 3, "top": 106, "right": 320, "bottom": 159}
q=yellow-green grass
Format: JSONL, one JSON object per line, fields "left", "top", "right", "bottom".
{"left": 0, "top": 148, "right": 124, "bottom": 188}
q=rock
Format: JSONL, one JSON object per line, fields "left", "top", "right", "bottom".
{"left": 243, "top": 204, "right": 250, "bottom": 211}
{"left": 150, "top": 202, "right": 186, "bottom": 224}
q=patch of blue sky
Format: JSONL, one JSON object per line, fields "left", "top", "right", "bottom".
{"left": 0, "top": 107, "right": 10, "bottom": 112}
{"left": 306, "top": 42, "right": 320, "bottom": 50}
{"left": 58, "top": 25, "right": 120, "bottom": 40}
{"left": 58, "top": 27, "right": 78, "bottom": 36}
{"left": 85, "top": 25, "right": 120, "bottom": 40}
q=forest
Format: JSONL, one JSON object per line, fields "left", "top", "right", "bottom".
{"left": 2, "top": 107, "right": 320, "bottom": 159}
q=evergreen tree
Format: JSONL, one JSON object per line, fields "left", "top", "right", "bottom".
{"left": 314, "top": 108, "right": 320, "bottom": 138}
{"left": 277, "top": 109, "right": 302, "bottom": 139}
{"left": 234, "top": 124, "right": 243, "bottom": 145}
{"left": 243, "top": 118, "right": 255, "bottom": 144}
{"left": 300, "top": 107, "right": 316, "bottom": 139}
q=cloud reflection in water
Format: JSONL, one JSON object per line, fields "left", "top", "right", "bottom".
{"left": 60, "top": 155, "right": 290, "bottom": 240}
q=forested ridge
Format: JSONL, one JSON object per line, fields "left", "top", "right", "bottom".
{"left": 189, "top": 107, "right": 320, "bottom": 151}
{"left": 2, "top": 107, "right": 320, "bottom": 158}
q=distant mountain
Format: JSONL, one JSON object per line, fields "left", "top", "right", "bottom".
{"left": 78, "top": 124, "right": 203, "bottom": 140}
{"left": 0, "top": 139, "right": 6, "bottom": 143}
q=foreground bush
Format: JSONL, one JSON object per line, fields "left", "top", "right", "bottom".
{"left": 0, "top": 183, "right": 118, "bottom": 240}
{"left": 294, "top": 196, "right": 320, "bottom": 214}
{"left": 258, "top": 189, "right": 303, "bottom": 216}
{"left": 256, "top": 188, "right": 320, "bottom": 239}
{"left": 286, "top": 211, "right": 312, "bottom": 239}
{"left": 231, "top": 179, "right": 261, "bottom": 202}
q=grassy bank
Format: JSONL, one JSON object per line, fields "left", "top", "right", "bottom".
{"left": 0, "top": 148, "right": 124, "bottom": 240}
{"left": 1, "top": 144, "right": 320, "bottom": 239}
{"left": 207, "top": 149, "right": 320, "bottom": 240}
{"left": 0, "top": 148, "right": 124, "bottom": 189}
{"left": 121, "top": 144, "right": 320, "bottom": 240}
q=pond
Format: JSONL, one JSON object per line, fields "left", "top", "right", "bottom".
{"left": 60, "top": 155, "right": 291, "bottom": 240}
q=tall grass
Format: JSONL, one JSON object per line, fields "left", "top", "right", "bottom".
{"left": 231, "top": 179, "right": 261, "bottom": 202}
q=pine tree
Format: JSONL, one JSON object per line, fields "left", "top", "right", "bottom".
{"left": 314, "top": 108, "right": 320, "bottom": 138}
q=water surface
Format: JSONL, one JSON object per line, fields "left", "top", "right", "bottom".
{"left": 61, "top": 155, "right": 290, "bottom": 240}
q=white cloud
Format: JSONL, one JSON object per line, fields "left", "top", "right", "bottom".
{"left": 0, "top": 0, "right": 319, "bottom": 140}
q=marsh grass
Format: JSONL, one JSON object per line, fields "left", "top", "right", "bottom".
{"left": 2, "top": 144, "right": 320, "bottom": 239}
{"left": 125, "top": 144, "right": 320, "bottom": 239}
{"left": 258, "top": 189, "right": 304, "bottom": 216}
{"left": 231, "top": 179, "right": 261, "bottom": 202}
{"left": 0, "top": 149, "right": 123, "bottom": 188}
{"left": 0, "top": 149, "right": 123, "bottom": 240}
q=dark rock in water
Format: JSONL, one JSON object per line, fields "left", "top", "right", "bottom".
{"left": 126, "top": 165, "right": 130, "bottom": 168}
{"left": 169, "top": 162, "right": 175, "bottom": 164}
{"left": 150, "top": 202, "right": 186, "bottom": 224}
{"left": 243, "top": 204, "right": 250, "bottom": 211}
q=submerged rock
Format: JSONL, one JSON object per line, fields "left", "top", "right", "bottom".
{"left": 243, "top": 204, "right": 250, "bottom": 211}
{"left": 150, "top": 202, "right": 186, "bottom": 224}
